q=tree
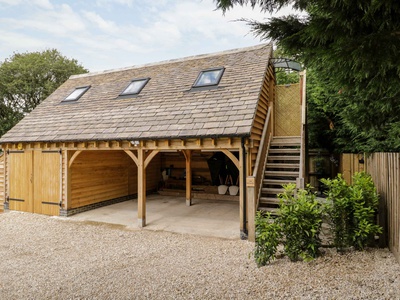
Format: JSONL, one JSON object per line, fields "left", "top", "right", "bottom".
{"left": 215, "top": 0, "right": 400, "bottom": 152}
{"left": 0, "top": 49, "right": 88, "bottom": 137}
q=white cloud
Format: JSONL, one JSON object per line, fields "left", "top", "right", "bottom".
{"left": 84, "top": 11, "right": 118, "bottom": 33}
{"left": 32, "top": 0, "right": 53, "bottom": 10}
{"left": 0, "top": 0, "right": 298, "bottom": 71}
{"left": 0, "top": 0, "right": 22, "bottom": 5}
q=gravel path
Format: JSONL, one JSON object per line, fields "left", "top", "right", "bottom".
{"left": 1, "top": 211, "right": 399, "bottom": 299}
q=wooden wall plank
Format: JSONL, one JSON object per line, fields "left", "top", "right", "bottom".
{"left": 70, "top": 151, "right": 133, "bottom": 209}
{"left": 70, "top": 150, "right": 161, "bottom": 209}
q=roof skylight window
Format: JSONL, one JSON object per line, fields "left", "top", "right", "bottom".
{"left": 120, "top": 78, "right": 150, "bottom": 96}
{"left": 193, "top": 67, "right": 224, "bottom": 88}
{"left": 63, "top": 86, "right": 90, "bottom": 102}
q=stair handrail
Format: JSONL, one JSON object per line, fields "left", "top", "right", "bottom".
{"left": 252, "top": 107, "right": 272, "bottom": 209}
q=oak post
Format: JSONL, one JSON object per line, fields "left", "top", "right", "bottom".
{"left": 247, "top": 176, "right": 256, "bottom": 242}
{"left": 137, "top": 148, "right": 146, "bottom": 227}
{"left": 183, "top": 150, "right": 192, "bottom": 206}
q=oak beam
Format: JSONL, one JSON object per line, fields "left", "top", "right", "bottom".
{"left": 124, "top": 150, "right": 139, "bottom": 167}
{"left": 144, "top": 150, "right": 160, "bottom": 169}
{"left": 68, "top": 150, "right": 82, "bottom": 168}
{"left": 221, "top": 149, "right": 239, "bottom": 169}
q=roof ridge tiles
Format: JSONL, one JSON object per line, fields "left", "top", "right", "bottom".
{"left": 70, "top": 43, "right": 271, "bottom": 79}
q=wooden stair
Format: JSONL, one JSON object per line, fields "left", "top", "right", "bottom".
{"left": 258, "top": 136, "right": 301, "bottom": 214}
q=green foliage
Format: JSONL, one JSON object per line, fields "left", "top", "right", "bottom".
{"left": 351, "top": 172, "right": 381, "bottom": 250}
{"left": 215, "top": 0, "right": 400, "bottom": 152}
{"left": 254, "top": 174, "right": 382, "bottom": 265}
{"left": 321, "top": 174, "right": 352, "bottom": 250}
{"left": 254, "top": 211, "right": 282, "bottom": 266}
{"left": 278, "top": 184, "right": 322, "bottom": 261}
{"left": 321, "top": 172, "right": 382, "bottom": 251}
{"left": 254, "top": 184, "right": 322, "bottom": 265}
{"left": 0, "top": 49, "right": 88, "bottom": 137}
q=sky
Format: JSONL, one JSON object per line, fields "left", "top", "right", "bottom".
{"left": 0, "top": 0, "right": 295, "bottom": 72}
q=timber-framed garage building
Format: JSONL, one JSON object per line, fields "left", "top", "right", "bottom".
{"left": 0, "top": 44, "right": 305, "bottom": 240}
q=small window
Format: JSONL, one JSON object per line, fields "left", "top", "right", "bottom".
{"left": 193, "top": 67, "right": 225, "bottom": 88}
{"left": 63, "top": 86, "right": 90, "bottom": 102}
{"left": 120, "top": 78, "right": 150, "bottom": 96}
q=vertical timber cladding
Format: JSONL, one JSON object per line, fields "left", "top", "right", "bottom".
{"left": 7, "top": 150, "right": 61, "bottom": 215}
{"left": 275, "top": 83, "right": 302, "bottom": 137}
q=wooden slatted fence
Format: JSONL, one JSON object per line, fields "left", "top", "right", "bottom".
{"left": 365, "top": 153, "right": 400, "bottom": 263}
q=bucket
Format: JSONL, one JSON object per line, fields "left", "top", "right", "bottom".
{"left": 218, "top": 185, "right": 228, "bottom": 195}
{"left": 229, "top": 185, "right": 239, "bottom": 196}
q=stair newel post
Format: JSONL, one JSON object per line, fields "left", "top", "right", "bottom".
{"left": 298, "top": 69, "right": 307, "bottom": 189}
{"left": 247, "top": 176, "right": 256, "bottom": 242}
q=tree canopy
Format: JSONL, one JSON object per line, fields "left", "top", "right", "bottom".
{"left": 215, "top": 0, "right": 400, "bottom": 152}
{"left": 0, "top": 49, "right": 88, "bottom": 137}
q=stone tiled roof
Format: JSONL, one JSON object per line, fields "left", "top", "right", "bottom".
{"left": 0, "top": 44, "right": 272, "bottom": 143}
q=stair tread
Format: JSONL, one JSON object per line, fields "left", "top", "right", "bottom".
{"left": 258, "top": 207, "right": 279, "bottom": 213}
{"left": 263, "top": 179, "right": 296, "bottom": 184}
{"left": 267, "top": 163, "right": 300, "bottom": 168}
{"left": 261, "top": 188, "right": 284, "bottom": 194}
{"left": 269, "top": 148, "right": 300, "bottom": 153}
{"left": 265, "top": 170, "right": 299, "bottom": 176}
{"left": 268, "top": 155, "right": 300, "bottom": 160}
{"left": 260, "top": 197, "right": 281, "bottom": 204}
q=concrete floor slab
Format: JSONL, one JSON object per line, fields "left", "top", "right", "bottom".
{"left": 69, "top": 194, "right": 240, "bottom": 239}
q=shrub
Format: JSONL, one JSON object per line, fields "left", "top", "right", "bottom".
{"left": 321, "top": 174, "right": 353, "bottom": 250}
{"left": 254, "top": 211, "right": 282, "bottom": 266}
{"left": 253, "top": 184, "right": 323, "bottom": 265}
{"left": 278, "top": 184, "right": 323, "bottom": 261}
{"left": 321, "top": 172, "right": 382, "bottom": 251}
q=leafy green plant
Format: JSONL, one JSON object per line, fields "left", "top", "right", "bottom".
{"left": 278, "top": 184, "right": 323, "bottom": 261}
{"left": 254, "top": 211, "right": 282, "bottom": 266}
{"left": 321, "top": 174, "right": 352, "bottom": 250}
{"left": 253, "top": 173, "right": 381, "bottom": 266}
{"left": 321, "top": 172, "right": 382, "bottom": 251}
{"left": 350, "top": 172, "right": 382, "bottom": 250}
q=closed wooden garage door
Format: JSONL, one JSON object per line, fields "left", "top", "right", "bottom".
{"left": 8, "top": 150, "right": 60, "bottom": 215}
{"left": 8, "top": 151, "right": 33, "bottom": 212}
{"left": 33, "top": 151, "right": 61, "bottom": 215}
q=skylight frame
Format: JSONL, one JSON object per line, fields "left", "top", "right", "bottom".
{"left": 119, "top": 78, "right": 150, "bottom": 97}
{"left": 62, "top": 86, "right": 91, "bottom": 102}
{"left": 192, "top": 67, "right": 225, "bottom": 88}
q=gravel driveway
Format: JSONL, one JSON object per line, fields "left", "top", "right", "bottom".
{"left": 1, "top": 211, "right": 399, "bottom": 299}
